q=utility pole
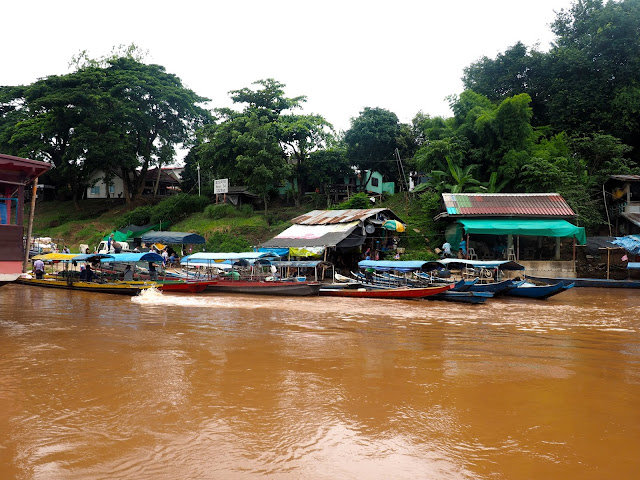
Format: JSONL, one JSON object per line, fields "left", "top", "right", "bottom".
{"left": 197, "top": 162, "right": 201, "bottom": 197}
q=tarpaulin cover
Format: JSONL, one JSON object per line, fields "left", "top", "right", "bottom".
{"left": 260, "top": 221, "right": 361, "bottom": 248}
{"left": 257, "top": 247, "right": 289, "bottom": 257}
{"left": 103, "top": 230, "right": 132, "bottom": 242}
{"left": 458, "top": 219, "right": 586, "bottom": 245}
{"left": 611, "top": 235, "right": 640, "bottom": 255}
{"left": 141, "top": 231, "right": 205, "bottom": 244}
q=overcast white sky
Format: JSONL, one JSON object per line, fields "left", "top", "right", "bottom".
{"left": 4, "top": 0, "right": 575, "bottom": 133}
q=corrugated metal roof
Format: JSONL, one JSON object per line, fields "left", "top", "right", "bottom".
{"left": 608, "top": 175, "right": 640, "bottom": 182}
{"left": 622, "top": 212, "right": 640, "bottom": 228}
{"left": 441, "top": 193, "right": 576, "bottom": 218}
{"left": 291, "top": 208, "right": 401, "bottom": 225}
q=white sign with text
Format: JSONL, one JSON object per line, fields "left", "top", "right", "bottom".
{"left": 214, "top": 178, "right": 229, "bottom": 194}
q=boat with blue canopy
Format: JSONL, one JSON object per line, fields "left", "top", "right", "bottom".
{"left": 181, "top": 252, "right": 321, "bottom": 296}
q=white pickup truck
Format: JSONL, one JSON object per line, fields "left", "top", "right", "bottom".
{"left": 96, "top": 240, "right": 131, "bottom": 254}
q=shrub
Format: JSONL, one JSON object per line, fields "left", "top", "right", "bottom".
{"left": 119, "top": 205, "right": 153, "bottom": 227}
{"left": 333, "top": 192, "right": 371, "bottom": 209}
{"left": 205, "top": 231, "right": 252, "bottom": 252}
{"left": 205, "top": 204, "right": 238, "bottom": 219}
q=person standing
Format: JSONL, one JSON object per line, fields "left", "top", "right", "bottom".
{"left": 442, "top": 241, "right": 452, "bottom": 258}
{"left": 33, "top": 258, "right": 45, "bottom": 279}
{"left": 123, "top": 265, "right": 134, "bottom": 281}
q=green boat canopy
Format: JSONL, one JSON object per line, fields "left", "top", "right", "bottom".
{"left": 457, "top": 219, "right": 586, "bottom": 245}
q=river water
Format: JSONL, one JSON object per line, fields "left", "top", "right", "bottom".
{"left": 1, "top": 284, "right": 639, "bottom": 479}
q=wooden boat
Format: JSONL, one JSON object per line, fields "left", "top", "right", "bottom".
{"left": 319, "top": 284, "right": 453, "bottom": 298}
{"left": 205, "top": 280, "right": 321, "bottom": 296}
{"left": 505, "top": 281, "right": 574, "bottom": 299}
{"left": 156, "top": 280, "right": 214, "bottom": 293}
{"left": 458, "top": 278, "right": 519, "bottom": 295}
{"left": 425, "top": 290, "right": 493, "bottom": 304}
{"left": 15, "top": 277, "right": 156, "bottom": 295}
{"left": 526, "top": 275, "right": 640, "bottom": 288}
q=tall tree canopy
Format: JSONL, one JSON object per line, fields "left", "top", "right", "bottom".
{"left": 196, "top": 79, "right": 333, "bottom": 210}
{"left": 463, "top": 0, "right": 640, "bottom": 164}
{"left": 0, "top": 51, "right": 210, "bottom": 206}
{"left": 344, "top": 107, "right": 406, "bottom": 186}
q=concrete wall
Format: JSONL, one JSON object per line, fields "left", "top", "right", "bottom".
{"left": 519, "top": 261, "right": 576, "bottom": 277}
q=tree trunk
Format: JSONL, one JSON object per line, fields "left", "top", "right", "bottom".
{"left": 153, "top": 167, "right": 161, "bottom": 198}
{"left": 120, "top": 169, "right": 132, "bottom": 204}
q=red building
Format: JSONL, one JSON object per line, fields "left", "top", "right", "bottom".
{"left": 0, "top": 154, "right": 50, "bottom": 282}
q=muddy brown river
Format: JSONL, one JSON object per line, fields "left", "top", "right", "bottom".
{"left": 1, "top": 284, "right": 639, "bottom": 479}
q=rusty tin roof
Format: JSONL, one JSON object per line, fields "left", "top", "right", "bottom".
{"left": 441, "top": 193, "right": 576, "bottom": 218}
{"left": 291, "top": 208, "right": 402, "bottom": 225}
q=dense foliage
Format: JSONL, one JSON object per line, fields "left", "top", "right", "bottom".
{"left": 2, "top": 1, "right": 640, "bottom": 236}
{"left": 117, "top": 194, "right": 209, "bottom": 227}
{"left": 0, "top": 48, "right": 210, "bottom": 207}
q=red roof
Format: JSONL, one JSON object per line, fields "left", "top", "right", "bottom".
{"left": 0, "top": 153, "right": 51, "bottom": 186}
{"left": 441, "top": 193, "right": 576, "bottom": 218}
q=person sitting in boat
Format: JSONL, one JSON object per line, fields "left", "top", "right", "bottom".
{"left": 123, "top": 265, "right": 134, "bottom": 281}
{"left": 79, "top": 265, "right": 94, "bottom": 282}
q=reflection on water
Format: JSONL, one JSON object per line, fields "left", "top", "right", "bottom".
{"left": 1, "top": 285, "right": 639, "bottom": 479}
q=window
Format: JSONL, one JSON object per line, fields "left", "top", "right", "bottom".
{"left": 109, "top": 184, "right": 115, "bottom": 194}
{"left": 90, "top": 186, "right": 100, "bottom": 195}
{"left": 371, "top": 177, "right": 379, "bottom": 187}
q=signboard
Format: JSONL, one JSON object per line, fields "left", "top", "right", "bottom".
{"left": 214, "top": 178, "right": 229, "bottom": 194}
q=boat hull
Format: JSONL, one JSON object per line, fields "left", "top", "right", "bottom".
{"left": 426, "top": 290, "right": 493, "bottom": 304}
{"left": 526, "top": 275, "right": 640, "bottom": 288}
{"left": 459, "top": 279, "right": 517, "bottom": 295}
{"left": 157, "top": 280, "right": 213, "bottom": 293}
{"left": 15, "top": 278, "right": 154, "bottom": 296}
{"left": 205, "top": 280, "right": 321, "bottom": 296}
{"left": 319, "top": 284, "right": 453, "bottom": 298}
{"left": 506, "top": 282, "right": 574, "bottom": 299}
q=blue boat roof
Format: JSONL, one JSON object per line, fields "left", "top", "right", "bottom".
{"left": 72, "top": 253, "right": 114, "bottom": 262}
{"left": 358, "top": 260, "right": 437, "bottom": 272}
{"left": 100, "top": 252, "right": 164, "bottom": 263}
{"left": 438, "top": 258, "right": 525, "bottom": 270}
{"left": 182, "top": 252, "right": 279, "bottom": 265}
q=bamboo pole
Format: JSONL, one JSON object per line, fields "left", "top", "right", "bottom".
{"left": 23, "top": 178, "right": 38, "bottom": 273}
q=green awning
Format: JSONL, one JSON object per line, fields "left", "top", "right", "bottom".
{"left": 458, "top": 219, "right": 586, "bottom": 245}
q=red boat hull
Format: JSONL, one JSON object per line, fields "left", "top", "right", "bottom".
{"left": 319, "top": 284, "right": 453, "bottom": 298}
{"left": 205, "top": 280, "right": 321, "bottom": 296}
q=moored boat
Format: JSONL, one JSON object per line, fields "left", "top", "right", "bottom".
{"left": 526, "top": 275, "right": 640, "bottom": 288}
{"left": 505, "top": 281, "right": 574, "bottom": 299}
{"left": 15, "top": 276, "right": 156, "bottom": 295}
{"left": 319, "top": 284, "right": 453, "bottom": 298}
{"left": 207, "top": 280, "right": 321, "bottom": 296}
{"left": 180, "top": 252, "right": 324, "bottom": 296}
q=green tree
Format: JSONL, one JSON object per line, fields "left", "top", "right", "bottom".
{"left": 344, "top": 107, "right": 403, "bottom": 186}
{"left": 0, "top": 52, "right": 210, "bottom": 206}
{"left": 279, "top": 113, "right": 333, "bottom": 206}
{"left": 198, "top": 79, "right": 299, "bottom": 212}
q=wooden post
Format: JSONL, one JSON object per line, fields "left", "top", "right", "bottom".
{"left": 607, "top": 248, "right": 610, "bottom": 280}
{"left": 23, "top": 178, "right": 38, "bottom": 273}
{"left": 573, "top": 236, "right": 576, "bottom": 273}
{"left": 517, "top": 236, "right": 520, "bottom": 261}
{"left": 466, "top": 233, "right": 469, "bottom": 259}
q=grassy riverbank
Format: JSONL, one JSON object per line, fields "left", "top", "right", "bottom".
{"left": 28, "top": 193, "right": 443, "bottom": 258}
